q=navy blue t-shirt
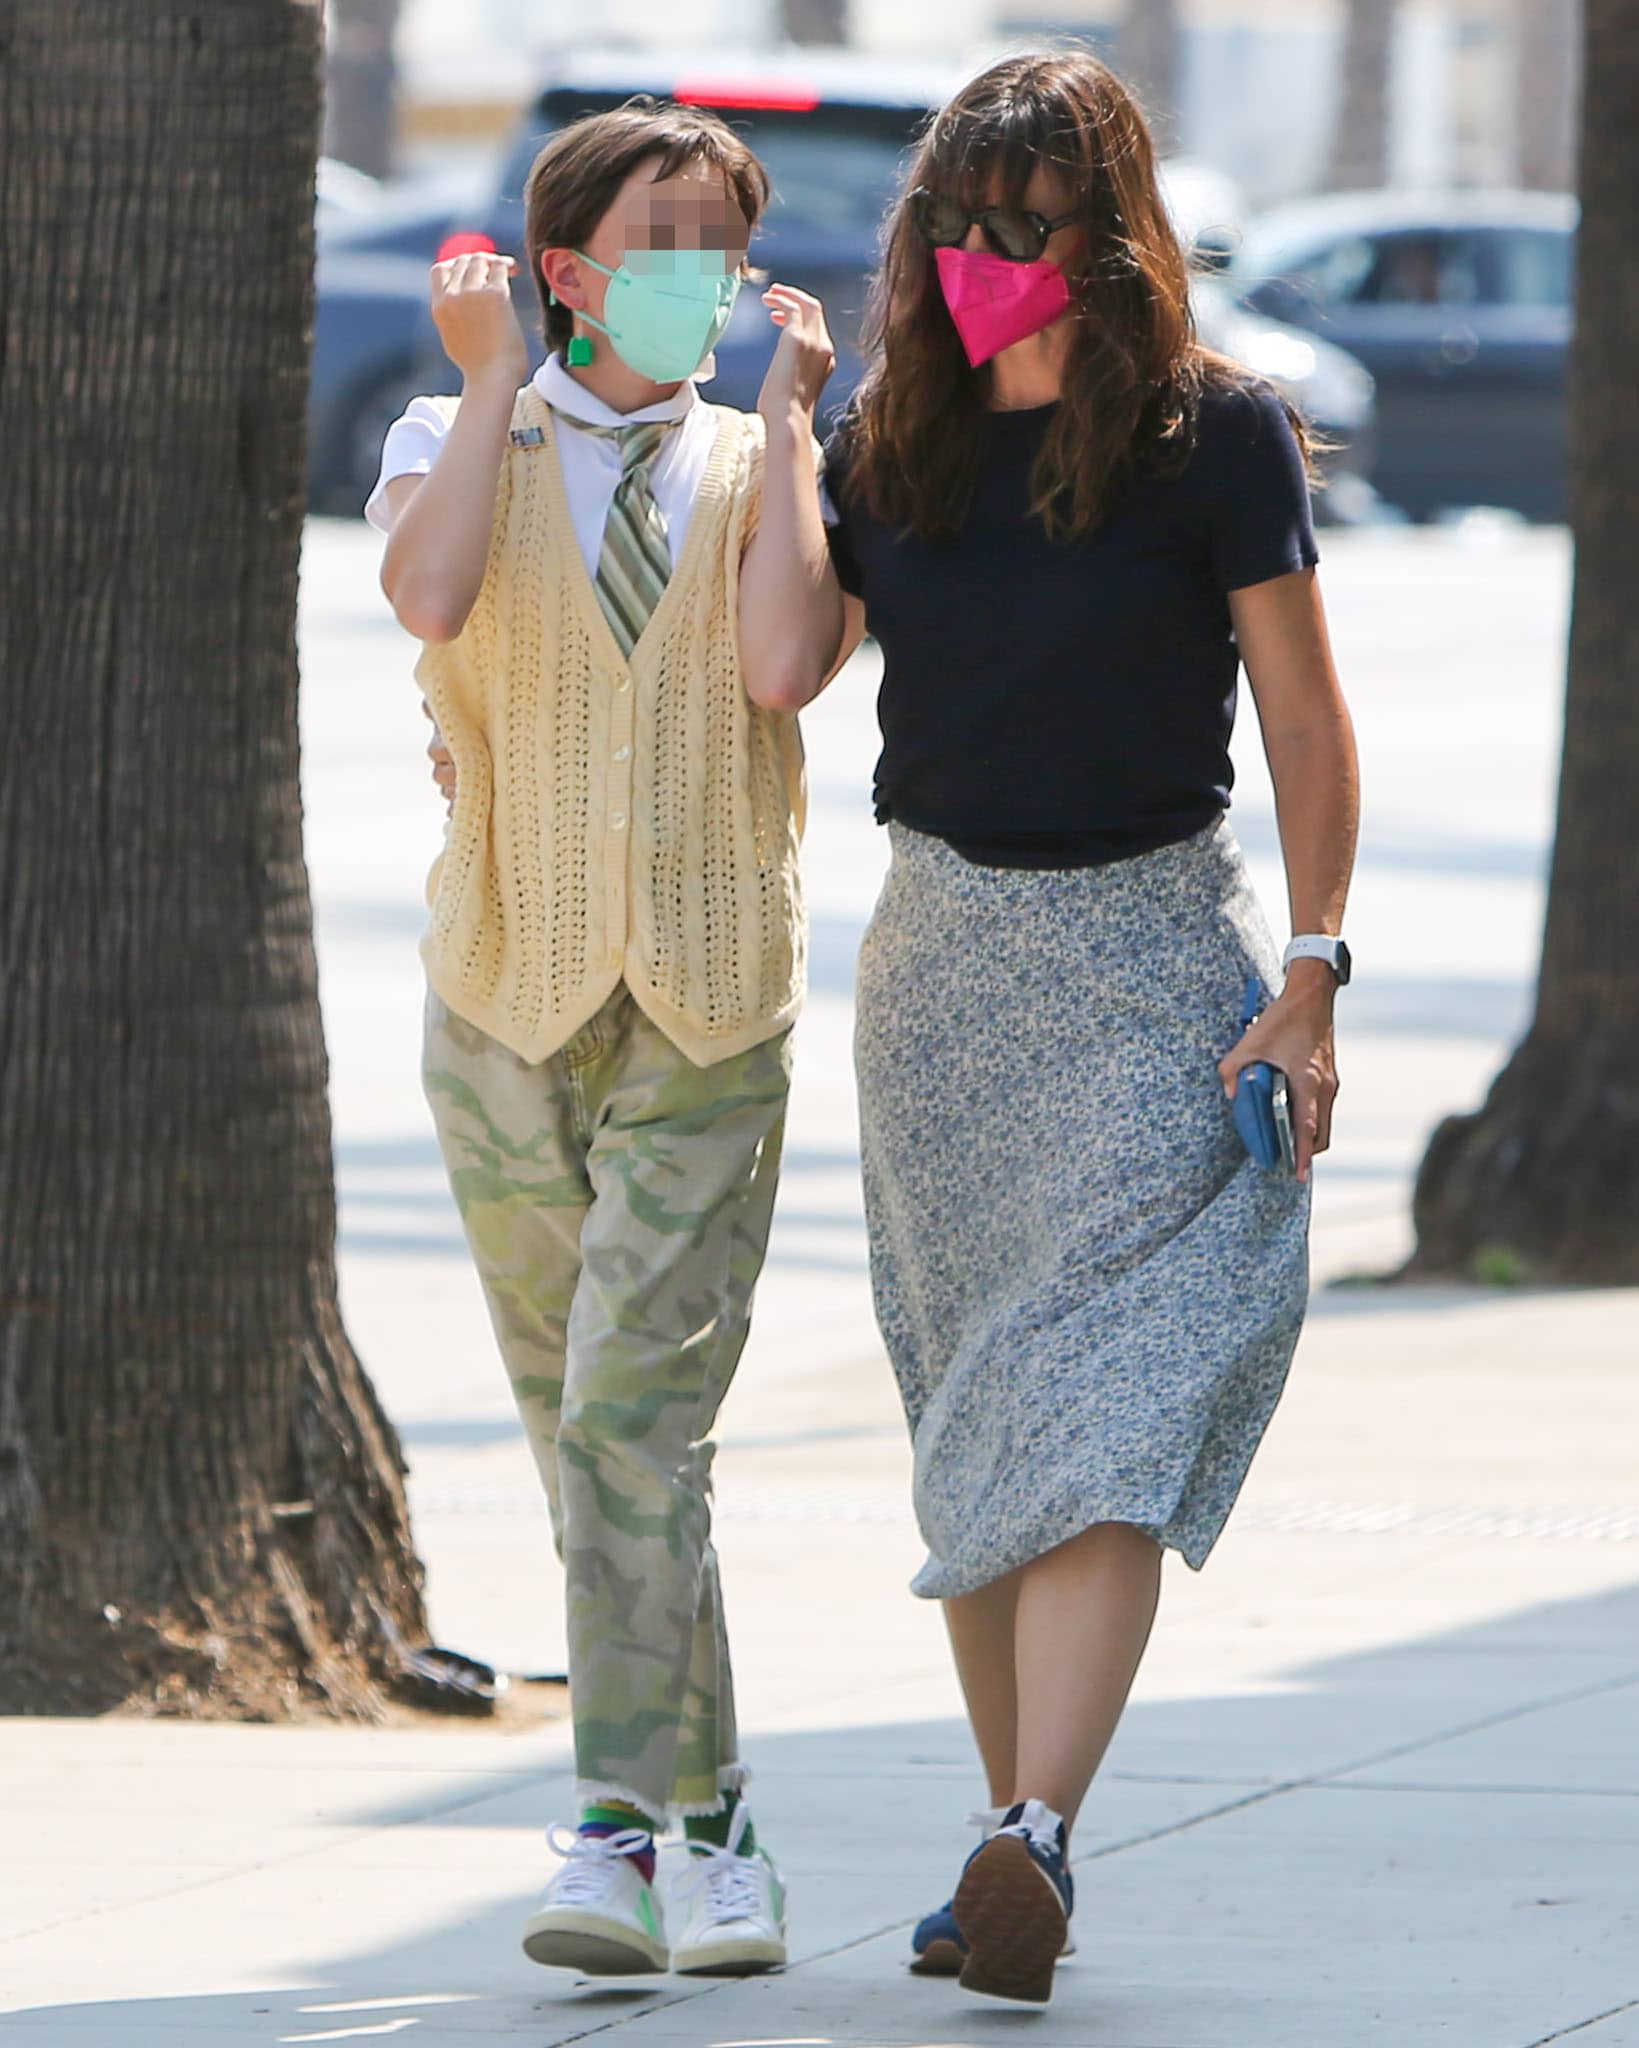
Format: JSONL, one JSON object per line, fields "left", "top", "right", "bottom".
{"left": 824, "top": 378, "right": 1318, "bottom": 867}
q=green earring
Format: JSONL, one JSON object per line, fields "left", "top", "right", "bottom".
{"left": 567, "top": 334, "right": 594, "bottom": 367}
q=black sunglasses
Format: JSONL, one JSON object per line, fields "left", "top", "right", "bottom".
{"left": 910, "top": 186, "right": 1079, "bottom": 264}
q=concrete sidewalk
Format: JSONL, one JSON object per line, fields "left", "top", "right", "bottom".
{"left": 2, "top": 521, "right": 1635, "bottom": 2047}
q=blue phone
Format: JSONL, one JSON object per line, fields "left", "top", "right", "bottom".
{"left": 1232, "top": 977, "right": 1295, "bottom": 1173}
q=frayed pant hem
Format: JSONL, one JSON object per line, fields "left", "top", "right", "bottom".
{"left": 667, "top": 1765, "right": 752, "bottom": 1820}
{"left": 574, "top": 1777, "right": 666, "bottom": 1822}
{"left": 575, "top": 1763, "right": 752, "bottom": 1826}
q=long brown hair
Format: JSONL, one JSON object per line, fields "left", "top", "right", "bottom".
{"left": 524, "top": 102, "right": 770, "bottom": 353}
{"left": 845, "top": 50, "right": 1290, "bottom": 541}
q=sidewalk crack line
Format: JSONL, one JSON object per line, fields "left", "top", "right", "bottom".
{"left": 1520, "top": 1995, "right": 1639, "bottom": 2046}
{"left": 1083, "top": 1669, "right": 1638, "bottom": 1866}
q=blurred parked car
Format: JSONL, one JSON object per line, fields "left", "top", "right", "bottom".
{"left": 315, "top": 156, "right": 384, "bottom": 229}
{"left": 398, "top": 52, "right": 960, "bottom": 426}
{"left": 310, "top": 49, "right": 1377, "bottom": 516}
{"left": 309, "top": 52, "right": 950, "bottom": 512}
{"left": 1193, "top": 276, "right": 1377, "bottom": 521}
{"left": 1226, "top": 189, "right": 1575, "bottom": 522}
{"left": 309, "top": 161, "right": 486, "bottom": 512}
{"left": 316, "top": 172, "right": 467, "bottom": 260}
{"left": 310, "top": 245, "right": 450, "bottom": 514}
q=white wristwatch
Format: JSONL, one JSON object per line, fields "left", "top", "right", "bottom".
{"left": 1283, "top": 934, "right": 1352, "bottom": 986}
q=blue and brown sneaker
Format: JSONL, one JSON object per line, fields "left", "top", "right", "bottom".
{"left": 909, "top": 1896, "right": 967, "bottom": 1976}
{"left": 952, "top": 1798, "right": 1074, "bottom": 2005}
{"left": 910, "top": 1808, "right": 1076, "bottom": 1979}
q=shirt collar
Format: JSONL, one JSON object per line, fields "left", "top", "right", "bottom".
{"left": 534, "top": 353, "right": 702, "bottom": 430}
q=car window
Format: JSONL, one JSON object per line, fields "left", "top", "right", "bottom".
{"left": 1474, "top": 227, "right": 1574, "bottom": 308}
{"left": 1266, "top": 229, "right": 1486, "bottom": 313}
{"left": 1349, "top": 231, "right": 1482, "bottom": 306}
{"left": 1287, "top": 234, "right": 1378, "bottom": 309}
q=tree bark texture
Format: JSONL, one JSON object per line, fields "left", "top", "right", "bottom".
{"left": 322, "top": 0, "right": 399, "bottom": 181}
{"left": 1516, "top": 0, "right": 1581, "bottom": 191}
{"left": 1118, "top": 0, "right": 1182, "bottom": 139}
{"left": 1327, "top": 0, "right": 1396, "bottom": 191}
{"left": 1410, "top": 0, "right": 1639, "bottom": 1284}
{"left": 0, "top": 0, "right": 430, "bottom": 1715}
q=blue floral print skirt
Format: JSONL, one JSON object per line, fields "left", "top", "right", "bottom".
{"left": 854, "top": 818, "right": 1311, "bottom": 1597}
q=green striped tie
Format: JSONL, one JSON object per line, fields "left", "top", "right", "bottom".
{"left": 579, "top": 420, "right": 674, "bottom": 657}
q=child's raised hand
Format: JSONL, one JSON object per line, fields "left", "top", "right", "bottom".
{"left": 758, "top": 285, "right": 836, "bottom": 423}
{"left": 430, "top": 251, "right": 529, "bottom": 387}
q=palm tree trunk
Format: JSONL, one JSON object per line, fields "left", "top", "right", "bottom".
{"left": 781, "top": 0, "right": 848, "bottom": 42}
{"left": 1328, "top": 0, "right": 1397, "bottom": 191}
{"left": 323, "top": 0, "right": 400, "bottom": 181}
{"left": 0, "top": 0, "right": 430, "bottom": 1715}
{"left": 1516, "top": 0, "right": 1581, "bottom": 191}
{"left": 1119, "top": 0, "right": 1183, "bottom": 134}
{"left": 1409, "top": 0, "right": 1639, "bottom": 1283}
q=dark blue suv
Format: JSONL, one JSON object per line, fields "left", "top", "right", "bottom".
{"left": 309, "top": 55, "right": 950, "bottom": 512}
{"left": 409, "top": 58, "right": 961, "bottom": 417}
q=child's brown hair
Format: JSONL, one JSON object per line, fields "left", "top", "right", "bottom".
{"left": 524, "top": 99, "right": 772, "bottom": 350}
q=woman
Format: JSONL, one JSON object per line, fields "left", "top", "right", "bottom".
{"left": 748, "top": 49, "right": 1360, "bottom": 2008}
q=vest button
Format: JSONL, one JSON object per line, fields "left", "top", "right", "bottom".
{"left": 611, "top": 812, "right": 628, "bottom": 831}
{"left": 613, "top": 744, "right": 632, "bottom": 762}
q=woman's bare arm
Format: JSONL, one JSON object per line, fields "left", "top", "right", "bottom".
{"left": 1219, "top": 567, "right": 1361, "bottom": 1179}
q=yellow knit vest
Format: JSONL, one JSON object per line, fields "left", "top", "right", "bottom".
{"left": 414, "top": 388, "right": 806, "bottom": 1067}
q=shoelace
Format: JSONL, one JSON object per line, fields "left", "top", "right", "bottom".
{"left": 677, "top": 1802, "right": 764, "bottom": 1926}
{"left": 679, "top": 1841, "right": 766, "bottom": 1924}
{"left": 994, "top": 1804, "right": 1067, "bottom": 1861}
{"left": 543, "top": 1823, "right": 653, "bottom": 1905}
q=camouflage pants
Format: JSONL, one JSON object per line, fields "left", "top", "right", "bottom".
{"left": 423, "top": 985, "right": 791, "bottom": 1818}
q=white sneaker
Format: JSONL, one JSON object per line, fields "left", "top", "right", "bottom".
{"left": 522, "top": 1825, "right": 669, "bottom": 1976}
{"left": 670, "top": 1806, "right": 788, "bottom": 1977}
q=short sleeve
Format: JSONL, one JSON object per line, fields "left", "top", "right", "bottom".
{"left": 363, "top": 394, "right": 461, "bottom": 533}
{"left": 820, "top": 427, "right": 865, "bottom": 598}
{"left": 1206, "top": 382, "right": 1320, "bottom": 594}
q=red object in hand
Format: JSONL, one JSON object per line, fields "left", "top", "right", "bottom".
{"left": 436, "top": 230, "right": 499, "bottom": 261}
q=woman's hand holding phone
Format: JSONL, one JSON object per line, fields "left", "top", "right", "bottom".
{"left": 1219, "top": 965, "right": 1340, "bottom": 1182}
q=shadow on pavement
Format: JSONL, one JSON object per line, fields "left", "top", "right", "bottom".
{"left": 5, "top": 1582, "right": 1636, "bottom": 2046}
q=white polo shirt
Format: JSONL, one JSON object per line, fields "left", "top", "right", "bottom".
{"left": 364, "top": 353, "right": 724, "bottom": 576}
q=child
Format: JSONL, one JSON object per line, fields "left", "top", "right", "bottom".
{"left": 368, "top": 102, "right": 841, "bottom": 1980}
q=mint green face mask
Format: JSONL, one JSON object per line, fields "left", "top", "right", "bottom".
{"left": 571, "top": 247, "right": 742, "bottom": 384}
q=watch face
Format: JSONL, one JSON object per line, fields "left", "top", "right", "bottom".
{"left": 1335, "top": 941, "right": 1353, "bottom": 987}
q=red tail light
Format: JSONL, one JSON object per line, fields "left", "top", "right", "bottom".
{"left": 674, "top": 81, "right": 821, "bottom": 112}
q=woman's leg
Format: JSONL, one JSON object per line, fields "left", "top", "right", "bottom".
{"left": 934, "top": 1526, "right": 1159, "bottom": 2003}
{"left": 943, "top": 1573, "right": 1023, "bottom": 1808}
{"left": 1011, "top": 1521, "right": 1163, "bottom": 1831}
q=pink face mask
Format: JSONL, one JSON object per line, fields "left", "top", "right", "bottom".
{"left": 935, "top": 244, "right": 1073, "bottom": 369}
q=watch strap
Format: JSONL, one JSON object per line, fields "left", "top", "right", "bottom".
{"left": 1283, "top": 933, "right": 1350, "bottom": 984}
